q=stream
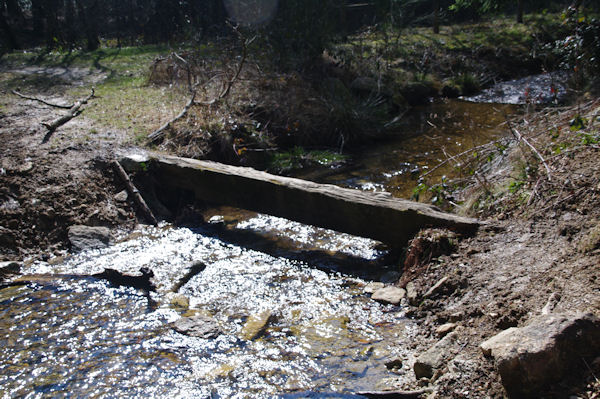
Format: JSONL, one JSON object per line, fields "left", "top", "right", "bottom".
{"left": 0, "top": 74, "right": 562, "bottom": 398}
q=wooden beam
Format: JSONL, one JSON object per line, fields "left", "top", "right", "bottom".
{"left": 121, "top": 153, "right": 481, "bottom": 247}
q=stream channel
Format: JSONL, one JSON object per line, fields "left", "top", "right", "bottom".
{"left": 0, "top": 74, "right": 561, "bottom": 398}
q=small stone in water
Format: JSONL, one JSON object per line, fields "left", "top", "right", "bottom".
{"left": 172, "top": 315, "right": 222, "bottom": 339}
{"left": 364, "top": 282, "right": 385, "bottom": 294}
{"left": 170, "top": 294, "right": 189, "bottom": 309}
{"left": 240, "top": 311, "right": 272, "bottom": 340}
{"left": 371, "top": 286, "right": 406, "bottom": 306}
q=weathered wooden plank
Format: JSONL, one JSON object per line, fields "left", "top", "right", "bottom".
{"left": 121, "top": 152, "right": 481, "bottom": 247}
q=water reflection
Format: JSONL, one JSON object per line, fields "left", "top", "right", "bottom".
{"left": 1, "top": 215, "right": 410, "bottom": 398}
{"left": 304, "top": 99, "right": 518, "bottom": 199}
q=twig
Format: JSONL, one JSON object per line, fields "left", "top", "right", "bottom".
{"left": 147, "top": 90, "right": 196, "bottom": 144}
{"left": 12, "top": 90, "right": 74, "bottom": 109}
{"left": 41, "top": 88, "right": 95, "bottom": 143}
{"left": 146, "top": 23, "right": 253, "bottom": 143}
{"left": 419, "top": 139, "right": 505, "bottom": 179}
{"left": 111, "top": 160, "right": 158, "bottom": 226}
{"left": 506, "top": 118, "right": 552, "bottom": 181}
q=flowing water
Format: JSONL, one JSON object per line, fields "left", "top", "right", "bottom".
{"left": 3, "top": 79, "right": 559, "bottom": 397}
{"left": 302, "top": 100, "right": 517, "bottom": 198}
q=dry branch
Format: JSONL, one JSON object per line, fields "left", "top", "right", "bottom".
{"left": 419, "top": 139, "right": 505, "bottom": 180}
{"left": 506, "top": 118, "right": 553, "bottom": 181}
{"left": 12, "top": 90, "right": 74, "bottom": 109}
{"left": 111, "top": 160, "right": 158, "bottom": 226}
{"left": 41, "top": 88, "right": 95, "bottom": 143}
{"left": 147, "top": 90, "right": 196, "bottom": 144}
{"left": 146, "top": 23, "right": 254, "bottom": 144}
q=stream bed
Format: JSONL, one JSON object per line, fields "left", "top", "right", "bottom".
{"left": 1, "top": 72, "right": 565, "bottom": 397}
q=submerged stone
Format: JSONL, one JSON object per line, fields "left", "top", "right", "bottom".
{"left": 172, "top": 315, "right": 222, "bottom": 339}
{"left": 240, "top": 311, "right": 272, "bottom": 341}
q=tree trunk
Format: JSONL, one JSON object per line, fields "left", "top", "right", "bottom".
{"left": 5, "top": 0, "right": 22, "bottom": 20}
{"left": 0, "top": 6, "right": 19, "bottom": 49}
{"left": 517, "top": 0, "right": 524, "bottom": 23}
{"left": 76, "top": 0, "right": 99, "bottom": 51}
{"left": 64, "top": 0, "right": 77, "bottom": 48}
{"left": 30, "top": 0, "right": 45, "bottom": 41}
{"left": 433, "top": 0, "right": 440, "bottom": 34}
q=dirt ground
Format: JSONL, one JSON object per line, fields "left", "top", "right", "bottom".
{"left": 0, "top": 67, "right": 137, "bottom": 260}
{"left": 0, "top": 66, "right": 599, "bottom": 398}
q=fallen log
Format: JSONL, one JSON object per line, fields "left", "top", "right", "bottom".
{"left": 111, "top": 159, "right": 158, "bottom": 226}
{"left": 41, "top": 88, "right": 95, "bottom": 143}
{"left": 121, "top": 152, "right": 482, "bottom": 247}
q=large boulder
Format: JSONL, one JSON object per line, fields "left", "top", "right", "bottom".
{"left": 480, "top": 312, "right": 600, "bottom": 398}
{"left": 68, "top": 225, "right": 111, "bottom": 252}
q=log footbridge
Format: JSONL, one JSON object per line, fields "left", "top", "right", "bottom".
{"left": 121, "top": 153, "right": 481, "bottom": 247}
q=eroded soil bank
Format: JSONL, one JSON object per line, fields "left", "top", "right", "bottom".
{"left": 1, "top": 60, "right": 599, "bottom": 398}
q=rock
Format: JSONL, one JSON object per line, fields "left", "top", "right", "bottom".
{"left": 384, "top": 358, "right": 403, "bottom": 370}
{"left": 541, "top": 292, "right": 561, "bottom": 315}
{"left": 17, "top": 161, "right": 34, "bottom": 174}
{"left": 414, "top": 331, "right": 460, "bottom": 379}
{"left": 114, "top": 190, "right": 128, "bottom": 202}
{"left": 0, "top": 261, "right": 21, "bottom": 279}
{"left": 68, "top": 225, "right": 111, "bottom": 252}
{"left": 0, "top": 226, "right": 15, "bottom": 248}
{"left": 449, "top": 312, "right": 464, "bottom": 322}
{"left": 364, "top": 281, "right": 385, "bottom": 294}
{"left": 93, "top": 267, "right": 156, "bottom": 291}
{"left": 170, "top": 294, "right": 190, "bottom": 309}
{"left": 423, "top": 276, "right": 450, "bottom": 299}
{"left": 240, "top": 311, "right": 272, "bottom": 340}
{"left": 371, "top": 286, "right": 406, "bottom": 306}
{"left": 480, "top": 312, "right": 600, "bottom": 398}
{"left": 406, "top": 281, "right": 418, "bottom": 305}
{"left": 435, "top": 323, "right": 457, "bottom": 337}
{"left": 172, "top": 315, "right": 222, "bottom": 338}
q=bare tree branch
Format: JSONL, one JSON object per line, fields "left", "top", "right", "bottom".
{"left": 12, "top": 90, "right": 74, "bottom": 109}
{"left": 147, "top": 90, "right": 196, "bottom": 144}
{"left": 146, "top": 23, "right": 254, "bottom": 144}
{"left": 506, "top": 118, "right": 553, "bottom": 181}
{"left": 41, "top": 88, "right": 95, "bottom": 143}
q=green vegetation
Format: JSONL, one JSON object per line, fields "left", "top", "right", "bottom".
{"left": 269, "top": 147, "right": 348, "bottom": 174}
